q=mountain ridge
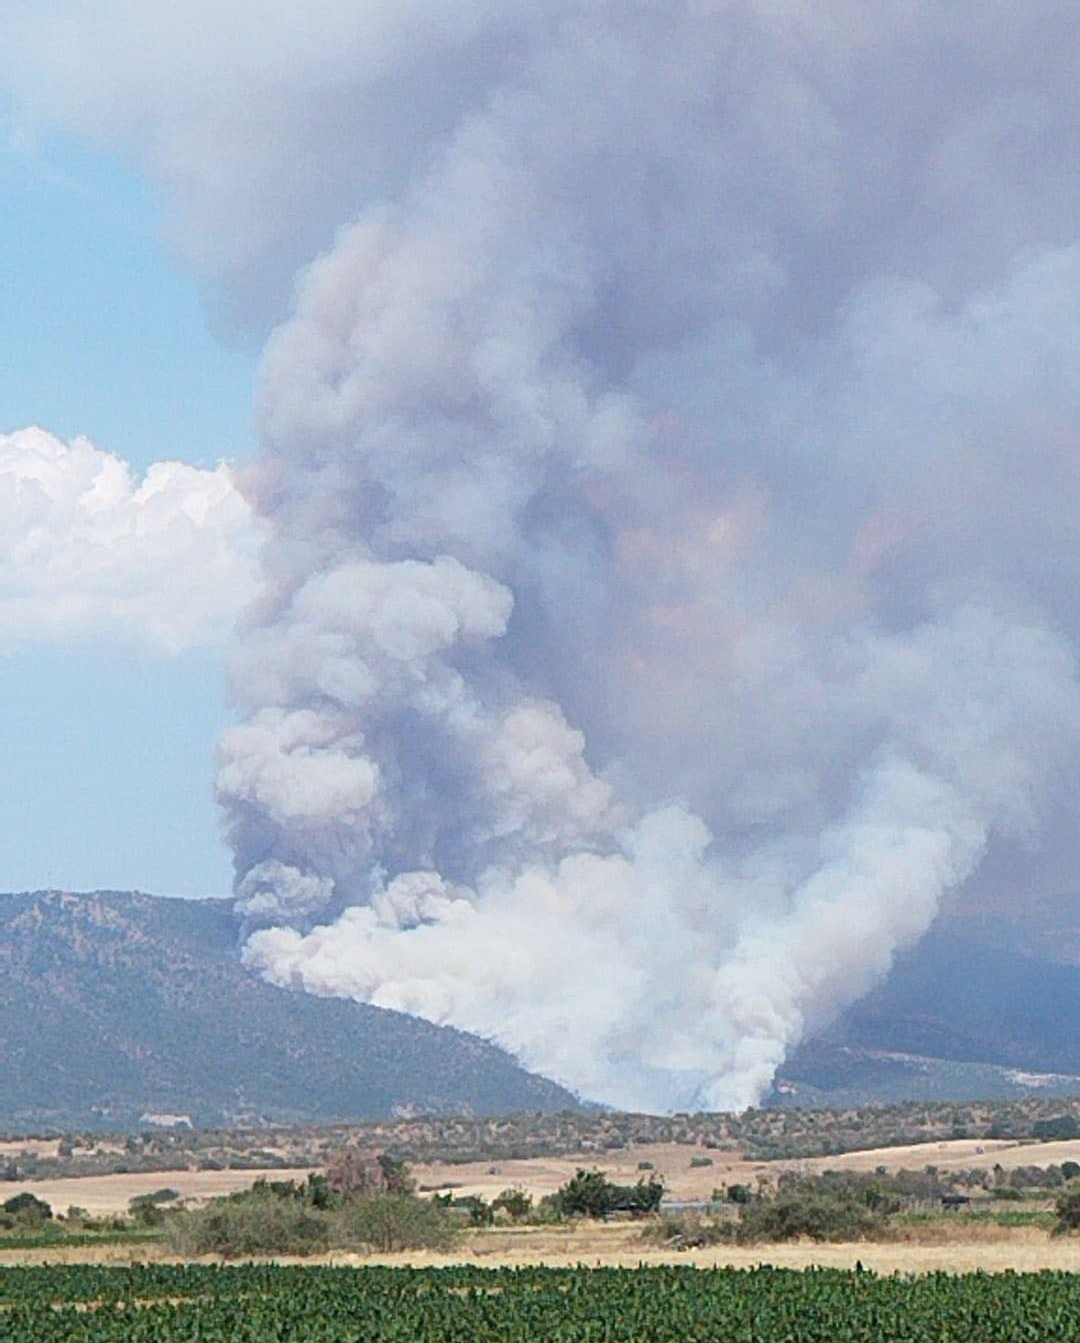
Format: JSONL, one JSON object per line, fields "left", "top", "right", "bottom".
{"left": 0, "top": 889, "right": 576, "bottom": 1129}
{"left": 777, "top": 896, "right": 1080, "bottom": 1105}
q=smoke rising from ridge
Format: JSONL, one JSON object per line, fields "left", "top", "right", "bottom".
{"left": 8, "top": 2, "right": 1080, "bottom": 1108}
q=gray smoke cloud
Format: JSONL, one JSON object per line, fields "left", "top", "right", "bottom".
{"left": 7, "top": 1, "right": 1080, "bottom": 1109}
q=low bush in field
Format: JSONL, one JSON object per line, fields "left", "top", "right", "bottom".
{"left": 337, "top": 1195, "right": 458, "bottom": 1253}
{"left": 166, "top": 1190, "right": 330, "bottom": 1258}
{"left": 1053, "top": 1182, "right": 1080, "bottom": 1235}
{"left": 732, "top": 1182, "right": 888, "bottom": 1243}
{"left": 1, "top": 1193, "right": 52, "bottom": 1226}
{"left": 165, "top": 1176, "right": 460, "bottom": 1258}
{"left": 644, "top": 1176, "right": 897, "bottom": 1247}
{"left": 641, "top": 1212, "right": 731, "bottom": 1247}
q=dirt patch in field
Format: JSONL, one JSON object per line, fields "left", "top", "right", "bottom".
{"left": 0, "top": 1139, "right": 61, "bottom": 1159}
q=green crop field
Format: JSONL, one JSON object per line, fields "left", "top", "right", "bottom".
{"left": 0, "top": 1263, "right": 1076, "bottom": 1341}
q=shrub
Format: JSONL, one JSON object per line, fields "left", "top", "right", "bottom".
{"left": 337, "top": 1196, "right": 459, "bottom": 1253}
{"left": 127, "top": 1186, "right": 180, "bottom": 1226}
{"left": 733, "top": 1179, "right": 887, "bottom": 1244}
{"left": 491, "top": 1188, "right": 533, "bottom": 1221}
{"left": 2, "top": 1193, "right": 52, "bottom": 1221}
{"left": 530, "top": 1195, "right": 567, "bottom": 1225}
{"left": 452, "top": 1196, "right": 493, "bottom": 1226}
{"left": 641, "top": 1211, "right": 730, "bottom": 1248}
{"left": 325, "top": 1151, "right": 414, "bottom": 1199}
{"left": 166, "top": 1190, "right": 330, "bottom": 1258}
{"left": 689, "top": 1157, "right": 713, "bottom": 1168}
{"left": 1054, "top": 1183, "right": 1080, "bottom": 1235}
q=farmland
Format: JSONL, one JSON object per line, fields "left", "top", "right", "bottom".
{"left": 1, "top": 1263, "right": 1076, "bottom": 1342}
{"left": 4, "top": 1096, "right": 1077, "bottom": 1188}
{"left": 5, "top": 1134, "right": 1077, "bottom": 1219}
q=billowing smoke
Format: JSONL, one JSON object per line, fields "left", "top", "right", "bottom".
{"left": 8, "top": 2, "right": 1080, "bottom": 1109}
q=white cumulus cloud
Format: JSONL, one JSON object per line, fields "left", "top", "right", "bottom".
{"left": 0, "top": 426, "right": 261, "bottom": 653}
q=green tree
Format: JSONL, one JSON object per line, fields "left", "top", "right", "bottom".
{"left": 734, "top": 1178, "right": 888, "bottom": 1244}
{"left": 556, "top": 1169, "right": 617, "bottom": 1218}
{"left": 555, "top": 1170, "right": 663, "bottom": 1219}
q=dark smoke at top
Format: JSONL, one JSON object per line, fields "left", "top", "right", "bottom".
{"left": 7, "top": 1, "right": 1080, "bottom": 1109}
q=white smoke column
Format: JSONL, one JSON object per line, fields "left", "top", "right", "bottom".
{"left": 9, "top": 2, "right": 1080, "bottom": 1108}
{"left": 243, "top": 610, "right": 1080, "bottom": 1111}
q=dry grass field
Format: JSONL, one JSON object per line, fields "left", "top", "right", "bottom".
{"left": 0, "top": 1218, "right": 1075, "bottom": 1274}
{"left": 0, "top": 1166, "right": 315, "bottom": 1216}
{"left": 0, "top": 1139, "right": 61, "bottom": 1159}
{"left": 408, "top": 1136, "right": 1080, "bottom": 1203}
{"left": 347, "top": 1221, "right": 1080, "bottom": 1274}
{"left": 798, "top": 1137, "right": 1080, "bottom": 1175}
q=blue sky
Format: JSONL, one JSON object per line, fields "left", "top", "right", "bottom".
{"left": 1, "top": 126, "right": 259, "bottom": 896}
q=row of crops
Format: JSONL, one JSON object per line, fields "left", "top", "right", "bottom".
{"left": 0, "top": 1263, "right": 1076, "bottom": 1341}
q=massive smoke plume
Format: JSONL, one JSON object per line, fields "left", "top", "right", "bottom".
{"left": 7, "top": 2, "right": 1080, "bottom": 1108}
